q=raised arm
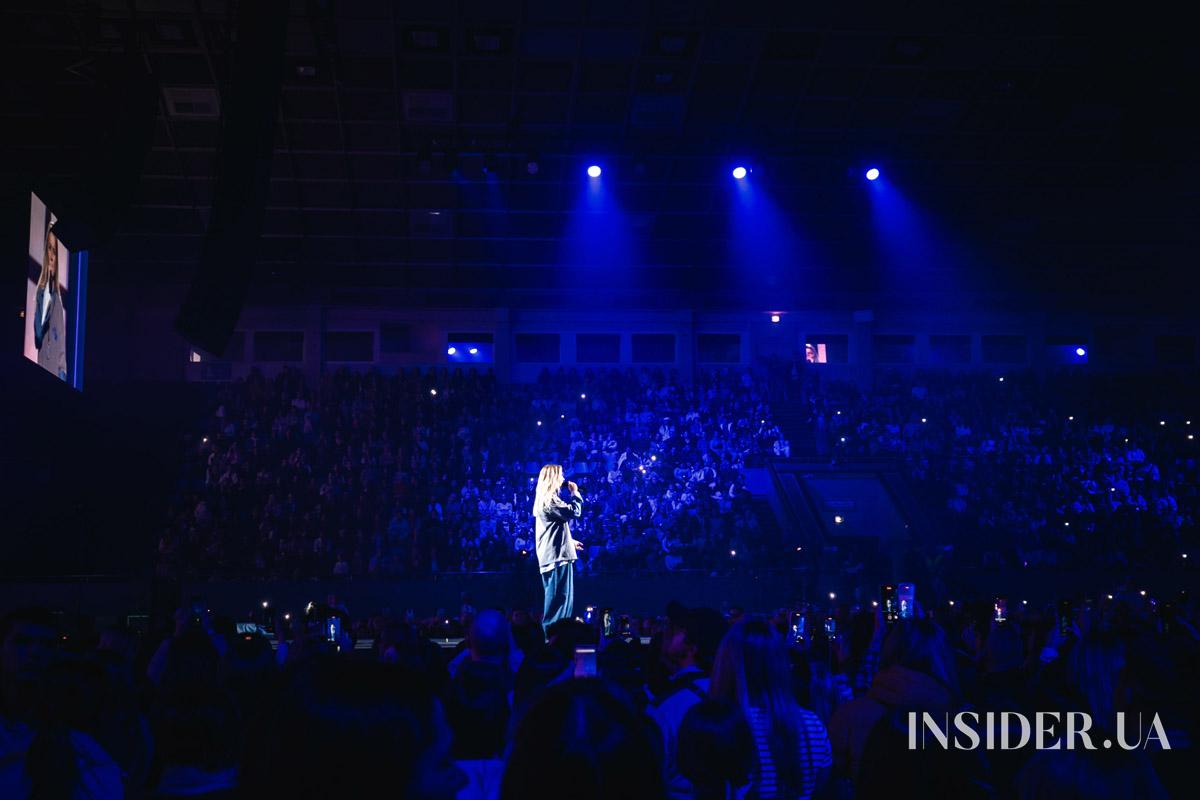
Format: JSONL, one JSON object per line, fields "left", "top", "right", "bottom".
{"left": 545, "top": 486, "right": 583, "bottom": 522}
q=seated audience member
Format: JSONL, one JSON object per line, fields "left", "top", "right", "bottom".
{"left": 710, "top": 618, "right": 832, "bottom": 800}
{"left": 2, "top": 608, "right": 61, "bottom": 725}
{"left": 445, "top": 658, "right": 509, "bottom": 800}
{"left": 448, "top": 609, "right": 521, "bottom": 679}
{"left": 1017, "top": 748, "right": 1167, "bottom": 800}
{"left": 1014, "top": 628, "right": 1168, "bottom": 799}
{"left": 147, "top": 608, "right": 224, "bottom": 690}
{"left": 511, "top": 641, "right": 569, "bottom": 713}
{"left": 1118, "top": 629, "right": 1191, "bottom": 798}
{"left": 501, "top": 679, "right": 665, "bottom": 800}
{"left": 829, "top": 618, "right": 959, "bottom": 787}
{"left": 508, "top": 609, "right": 542, "bottom": 656}
{"left": 90, "top": 648, "right": 154, "bottom": 794}
{"left": 2, "top": 609, "right": 56, "bottom": 798}
{"left": 240, "top": 657, "right": 466, "bottom": 799}
{"left": 973, "top": 621, "right": 1036, "bottom": 789}
{"left": 856, "top": 707, "right": 991, "bottom": 799}
{"left": 649, "top": 604, "right": 728, "bottom": 800}
{"left": 544, "top": 618, "right": 592, "bottom": 663}
{"left": 677, "top": 699, "right": 754, "bottom": 800}
{"left": 2, "top": 608, "right": 124, "bottom": 799}
{"left": 597, "top": 636, "right": 646, "bottom": 706}
{"left": 150, "top": 685, "right": 240, "bottom": 798}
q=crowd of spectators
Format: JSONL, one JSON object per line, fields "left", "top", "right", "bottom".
{"left": 2, "top": 585, "right": 1192, "bottom": 798}
{"left": 806, "top": 370, "right": 1198, "bottom": 574}
{"left": 158, "top": 363, "right": 1197, "bottom": 583}
{"left": 158, "top": 367, "right": 787, "bottom": 579}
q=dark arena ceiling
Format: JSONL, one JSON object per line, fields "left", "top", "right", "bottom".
{"left": 2, "top": 0, "right": 1197, "bottom": 310}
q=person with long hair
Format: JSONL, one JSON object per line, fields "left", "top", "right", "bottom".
{"left": 710, "top": 617, "right": 832, "bottom": 800}
{"left": 33, "top": 226, "right": 68, "bottom": 381}
{"left": 501, "top": 679, "right": 664, "bottom": 800}
{"left": 828, "top": 618, "right": 960, "bottom": 787}
{"left": 532, "top": 464, "right": 583, "bottom": 635}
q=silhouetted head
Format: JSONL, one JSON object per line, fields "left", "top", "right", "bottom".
{"left": 678, "top": 700, "right": 753, "bottom": 800}
{"left": 879, "top": 619, "right": 960, "bottom": 698}
{"left": 241, "top": 657, "right": 465, "bottom": 799}
{"left": 502, "top": 679, "right": 664, "bottom": 800}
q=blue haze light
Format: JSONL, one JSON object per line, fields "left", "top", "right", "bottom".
{"left": 732, "top": 166, "right": 747, "bottom": 180}
{"left": 446, "top": 346, "right": 456, "bottom": 355}
{"left": 865, "top": 167, "right": 880, "bottom": 181}
{"left": 1075, "top": 347, "right": 1087, "bottom": 357}
{"left": 587, "top": 164, "right": 602, "bottom": 178}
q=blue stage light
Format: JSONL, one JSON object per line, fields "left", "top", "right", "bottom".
{"left": 1075, "top": 347, "right": 1086, "bottom": 357}
{"left": 446, "top": 346, "right": 456, "bottom": 355}
{"left": 732, "top": 166, "right": 747, "bottom": 180}
{"left": 587, "top": 165, "right": 601, "bottom": 178}
{"left": 469, "top": 347, "right": 479, "bottom": 355}
{"left": 865, "top": 167, "right": 880, "bottom": 181}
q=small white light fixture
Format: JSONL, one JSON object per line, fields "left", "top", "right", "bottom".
{"left": 429, "top": 388, "right": 437, "bottom": 396}
{"left": 770, "top": 313, "right": 781, "bottom": 323}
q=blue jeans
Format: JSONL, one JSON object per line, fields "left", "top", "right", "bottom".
{"left": 541, "top": 561, "right": 574, "bottom": 632}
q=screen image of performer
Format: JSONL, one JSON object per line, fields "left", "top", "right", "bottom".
{"left": 33, "top": 226, "right": 68, "bottom": 381}
{"left": 532, "top": 464, "right": 584, "bottom": 634}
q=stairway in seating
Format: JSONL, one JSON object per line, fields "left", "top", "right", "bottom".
{"left": 750, "top": 498, "right": 784, "bottom": 550}
{"left": 773, "top": 404, "right": 817, "bottom": 457}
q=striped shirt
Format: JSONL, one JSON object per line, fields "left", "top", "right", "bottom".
{"left": 743, "top": 705, "right": 832, "bottom": 800}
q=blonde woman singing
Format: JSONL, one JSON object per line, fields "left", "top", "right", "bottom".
{"left": 533, "top": 464, "right": 584, "bottom": 633}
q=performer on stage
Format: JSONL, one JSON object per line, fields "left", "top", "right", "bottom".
{"left": 533, "top": 464, "right": 584, "bottom": 634}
